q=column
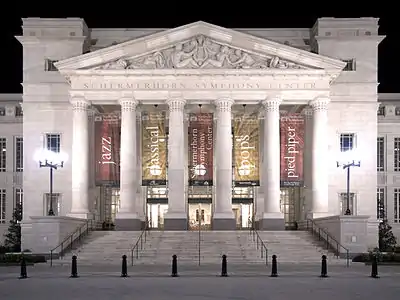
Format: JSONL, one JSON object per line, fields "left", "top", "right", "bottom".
{"left": 303, "top": 108, "right": 313, "bottom": 219}
{"left": 164, "top": 98, "right": 187, "bottom": 230}
{"left": 309, "top": 97, "right": 330, "bottom": 218}
{"left": 260, "top": 96, "right": 285, "bottom": 230}
{"left": 115, "top": 97, "right": 141, "bottom": 230}
{"left": 135, "top": 112, "right": 146, "bottom": 228}
{"left": 213, "top": 98, "right": 235, "bottom": 230}
{"left": 68, "top": 97, "right": 91, "bottom": 219}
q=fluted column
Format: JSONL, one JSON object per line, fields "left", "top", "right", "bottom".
{"left": 115, "top": 97, "right": 141, "bottom": 230}
{"left": 309, "top": 97, "right": 330, "bottom": 218}
{"left": 260, "top": 96, "right": 285, "bottom": 230}
{"left": 69, "top": 97, "right": 91, "bottom": 219}
{"left": 164, "top": 98, "right": 187, "bottom": 230}
{"left": 213, "top": 98, "right": 235, "bottom": 230}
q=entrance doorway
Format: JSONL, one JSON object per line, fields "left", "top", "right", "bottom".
{"left": 146, "top": 186, "right": 168, "bottom": 229}
{"left": 188, "top": 202, "right": 212, "bottom": 230}
{"left": 280, "top": 187, "right": 302, "bottom": 229}
{"left": 232, "top": 187, "right": 254, "bottom": 229}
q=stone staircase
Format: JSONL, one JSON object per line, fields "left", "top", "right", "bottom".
{"left": 55, "top": 230, "right": 346, "bottom": 266}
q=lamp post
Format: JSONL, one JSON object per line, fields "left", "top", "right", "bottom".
{"left": 34, "top": 149, "right": 67, "bottom": 216}
{"left": 336, "top": 150, "right": 360, "bottom": 215}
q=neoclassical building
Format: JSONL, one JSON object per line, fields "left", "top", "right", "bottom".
{"left": 13, "top": 17, "right": 385, "bottom": 253}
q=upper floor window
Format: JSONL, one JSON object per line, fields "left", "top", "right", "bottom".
{"left": 15, "top": 188, "right": 23, "bottom": 221}
{"left": 15, "top": 105, "right": 23, "bottom": 117}
{"left": 46, "top": 134, "right": 61, "bottom": 153}
{"left": 15, "top": 137, "right": 23, "bottom": 172}
{"left": 340, "top": 133, "right": 355, "bottom": 152}
{"left": 394, "top": 138, "right": 400, "bottom": 172}
{"left": 45, "top": 59, "right": 58, "bottom": 72}
{"left": 377, "top": 137, "right": 385, "bottom": 172}
{"left": 377, "top": 188, "right": 386, "bottom": 220}
{"left": 342, "top": 59, "right": 356, "bottom": 71}
{"left": 394, "top": 189, "right": 400, "bottom": 223}
{"left": 0, "top": 189, "right": 5, "bottom": 224}
{"left": 395, "top": 107, "right": 400, "bottom": 116}
{"left": 377, "top": 106, "right": 385, "bottom": 116}
{"left": 0, "top": 138, "right": 6, "bottom": 172}
{"left": 0, "top": 107, "right": 5, "bottom": 116}
{"left": 339, "top": 192, "right": 356, "bottom": 215}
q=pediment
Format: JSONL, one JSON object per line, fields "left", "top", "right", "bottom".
{"left": 55, "top": 21, "right": 345, "bottom": 79}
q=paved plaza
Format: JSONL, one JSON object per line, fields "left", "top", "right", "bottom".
{"left": 0, "top": 264, "right": 399, "bottom": 300}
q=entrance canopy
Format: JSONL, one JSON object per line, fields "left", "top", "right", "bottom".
{"left": 55, "top": 21, "right": 345, "bottom": 105}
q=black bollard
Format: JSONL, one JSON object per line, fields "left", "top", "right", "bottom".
{"left": 171, "top": 255, "right": 178, "bottom": 277}
{"left": 270, "top": 254, "right": 278, "bottom": 277}
{"left": 370, "top": 255, "right": 379, "bottom": 278}
{"left": 19, "top": 256, "right": 28, "bottom": 279}
{"left": 221, "top": 254, "right": 228, "bottom": 277}
{"left": 70, "top": 255, "right": 79, "bottom": 278}
{"left": 320, "top": 255, "right": 328, "bottom": 278}
{"left": 121, "top": 255, "right": 128, "bottom": 277}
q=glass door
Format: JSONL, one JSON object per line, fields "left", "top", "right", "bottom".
{"left": 188, "top": 203, "right": 212, "bottom": 230}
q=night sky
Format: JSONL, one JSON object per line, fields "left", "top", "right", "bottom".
{"left": 0, "top": 11, "right": 398, "bottom": 94}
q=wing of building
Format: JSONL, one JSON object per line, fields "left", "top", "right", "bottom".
{"left": 0, "top": 17, "right": 396, "bottom": 255}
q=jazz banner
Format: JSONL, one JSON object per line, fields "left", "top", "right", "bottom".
{"left": 94, "top": 113, "right": 121, "bottom": 186}
{"left": 233, "top": 114, "right": 260, "bottom": 187}
{"left": 141, "top": 111, "right": 167, "bottom": 186}
{"left": 188, "top": 113, "right": 214, "bottom": 186}
{"left": 280, "top": 113, "right": 305, "bottom": 187}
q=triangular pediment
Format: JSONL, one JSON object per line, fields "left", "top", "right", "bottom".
{"left": 55, "top": 21, "right": 345, "bottom": 78}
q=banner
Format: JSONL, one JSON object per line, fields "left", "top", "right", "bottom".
{"left": 233, "top": 114, "right": 260, "bottom": 186}
{"left": 94, "top": 113, "right": 121, "bottom": 186}
{"left": 141, "top": 112, "right": 167, "bottom": 186}
{"left": 188, "top": 113, "right": 214, "bottom": 186}
{"left": 280, "top": 113, "right": 305, "bottom": 187}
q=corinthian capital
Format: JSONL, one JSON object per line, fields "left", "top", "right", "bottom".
{"left": 309, "top": 97, "right": 330, "bottom": 112}
{"left": 70, "top": 97, "right": 91, "bottom": 112}
{"left": 166, "top": 98, "right": 186, "bottom": 112}
{"left": 262, "top": 96, "right": 282, "bottom": 112}
{"left": 214, "top": 98, "right": 235, "bottom": 112}
{"left": 119, "top": 97, "right": 138, "bottom": 112}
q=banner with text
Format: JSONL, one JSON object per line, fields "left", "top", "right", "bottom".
{"left": 188, "top": 113, "right": 214, "bottom": 186}
{"left": 280, "top": 113, "right": 305, "bottom": 187}
{"left": 94, "top": 113, "right": 121, "bottom": 186}
{"left": 233, "top": 114, "right": 260, "bottom": 187}
{"left": 141, "top": 112, "right": 167, "bottom": 186}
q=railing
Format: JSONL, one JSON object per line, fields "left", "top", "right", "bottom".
{"left": 306, "top": 219, "right": 350, "bottom": 267}
{"left": 50, "top": 219, "right": 94, "bottom": 267}
{"left": 130, "top": 224, "right": 150, "bottom": 266}
{"left": 249, "top": 227, "right": 269, "bottom": 266}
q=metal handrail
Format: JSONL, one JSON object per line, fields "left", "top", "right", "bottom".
{"left": 249, "top": 227, "right": 269, "bottom": 266}
{"left": 50, "top": 219, "right": 94, "bottom": 267}
{"left": 306, "top": 218, "right": 350, "bottom": 267}
{"left": 130, "top": 223, "right": 149, "bottom": 266}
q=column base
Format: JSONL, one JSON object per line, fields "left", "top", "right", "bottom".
{"left": 164, "top": 212, "right": 188, "bottom": 230}
{"left": 213, "top": 212, "right": 236, "bottom": 230}
{"left": 259, "top": 212, "right": 285, "bottom": 230}
{"left": 115, "top": 212, "right": 142, "bottom": 231}
{"left": 307, "top": 212, "right": 331, "bottom": 219}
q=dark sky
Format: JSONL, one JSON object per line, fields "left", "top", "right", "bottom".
{"left": 1, "top": 12, "right": 398, "bottom": 94}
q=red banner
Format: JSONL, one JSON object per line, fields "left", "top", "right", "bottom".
{"left": 94, "top": 114, "right": 121, "bottom": 186}
{"left": 188, "top": 113, "right": 214, "bottom": 186}
{"left": 280, "top": 113, "right": 304, "bottom": 187}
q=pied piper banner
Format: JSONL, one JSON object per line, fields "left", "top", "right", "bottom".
{"left": 94, "top": 113, "right": 121, "bottom": 186}
{"left": 233, "top": 114, "right": 260, "bottom": 187}
{"left": 141, "top": 112, "right": 167, "bottom": 186}
{"left": 188, "top": 113, "right": 214, "bottom": 186}
{"left": 280, "top": 113, "right": 305, "bottom": 187}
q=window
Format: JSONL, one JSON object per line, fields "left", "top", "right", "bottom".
{"left": 15, "top": 105, "right": 23, "bottom": 117}
{"left": 394, "top": 189, "right": 400, "bottom": 223}
{"left": 339, "top": 192, "right": 355, "bottom": 215}
{"left": 15, "top": 137, "right": 23, "bottom": 172}
{"left": 46, "top": 134, "right": 61, "bottom": 153}
{"left": 340, "top": 134, "right": 355, "bottom": 152}
{"left": 342, "top": 59, "right": 356, "bottom": 71}
{"left": 196, "top": 209, "right": 205, "bottom": 222}
{"left": 395, "top": 107, "right": 400, "bottom": 116}
{"left": 45, "top": 59, "right": 58, "bottom": 71}
{"left": 44, "top": 193, "right": 61, "bottom": 216}
{"left": 15, "top": 188, "right": 23, "bottom": 221}
{"left": 377, "top": 106, "right": 385, "bottom": 116}
{"left": 377, "top": 137, "right": 385, "bottom": 172}
{"left": 0, "top": 138, "right": 6, "bottom": 172}
{"left": 0, "top": 189, "right": 5, "bottom": 224}
{"left": 394, "top": 138, "right": 400, "bottom": 172}
{"left": 0, "top": 107, "right": 5, "bottom": 116}
{"left": 377, "top": 188, "right": 386, "bottom": 220}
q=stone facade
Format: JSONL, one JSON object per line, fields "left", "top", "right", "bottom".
{"left": 0, "top": 17, "right": 390, "bottom": 252}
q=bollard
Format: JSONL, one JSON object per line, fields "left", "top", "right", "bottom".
{"left": 221, "top": 254, "right": 228, "bottom": 277}
{"left": 19, "top": 256, "right": 28, "bottom": 279}
{"left": 270, "top": 254, "right": 278, "bottom": 277}
{"left": 121, "top": 255, "right": 128, "bottom": 277}
{"left": 70, "top": 255, "right": 79, "bottom": 278}
{"left": 370, "top": 255, "right": 379, "bottom": 278}
{"left": 171, "top": 254, "right": 178, "bottom": 277}
{"left": 320, "top": 255, "right": 328, "bottom": 278}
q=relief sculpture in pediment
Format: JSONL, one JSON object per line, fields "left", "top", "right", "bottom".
{"left": 99, "top": 35, "right": 306, "bottom": 70}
